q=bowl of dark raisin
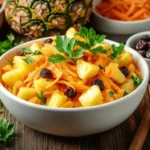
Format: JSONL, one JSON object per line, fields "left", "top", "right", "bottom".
{"left": 126, "top": 31, "right": 150, "bottom": 71}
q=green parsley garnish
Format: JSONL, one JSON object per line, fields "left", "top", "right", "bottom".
{"left": 99, "top": 65, "right": 105, "bottom": 71}
{"left": 22, "top": 48, "right": 42, "bottom": 55}
{"left": 37, "top": 91, "right": 46, "bottom": 105}
{"left": 0, "top": 110, "right": 3, "bottom": 114}
{"left": 0, "top": 99, "right": 3, "bottom": 107}
{"left": 0, "top": 118, "right": 15, "bottom": 142}
{"left": 109, "top": 43, "right": 125, "bottom": 59}
{"left": 0, "top": 33, "right": 23, "bottom": 56}
{"left": 48, "top": 36, "right": 83, "bottom": 64}
{"left": 123, "top": 91, "right": 129, "bottom": 96}
{"left": 76, "top": 27, "right": 107, "bottom": 54}
{"left": 131, "top": 75, "right": 143, "bottom": 86}
{"left": 109, "top": 91, "right": 114, "bottom": 97}
{"left": 23, "top": 56, "right": 35, "bottom": 64}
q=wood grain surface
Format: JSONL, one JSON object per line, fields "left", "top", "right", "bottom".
{"left": 0, "top": 21, "right": 150, "bottom": 150}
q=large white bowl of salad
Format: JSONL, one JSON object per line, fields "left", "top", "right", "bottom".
{"left": 0, "top": 27, "right": 149, "bottom": 136}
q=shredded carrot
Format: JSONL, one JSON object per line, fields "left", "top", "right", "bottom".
{"left": 96, "top": 0, "right": 150, "bottom": 21}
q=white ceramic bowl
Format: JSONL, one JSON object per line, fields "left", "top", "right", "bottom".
{"left": 92, "top": 0, "right": 150, "bottom": 35}
{"left": 0, "top": 37, "right": 149, "bottom": 137}
{"left": 126, "top": 31, "right": 150, "bottom": 70}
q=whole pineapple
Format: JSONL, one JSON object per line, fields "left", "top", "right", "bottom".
{"left": 5, "top": 0, "right": 92, "bottom": 38}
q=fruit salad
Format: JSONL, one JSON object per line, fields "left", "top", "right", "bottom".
{"left": 0, "top": 27, "right": 143, "bottom": 108}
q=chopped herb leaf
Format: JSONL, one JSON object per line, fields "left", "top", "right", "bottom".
{"left": 23, "top": 56, "right": 35, "bottom": 64}
{"left": 37, "top": 91, "right": 46, "bottom": 105}
{"left": 131, "top": 75, "right": 143, "bottom": 86}
{"left": 0, "top": 110, "right": 3, "bottom": 114}
{"left": 76, "top": 27, "right": 106, "bottom": 54}
{"left": 7, "top": 33, "right": 15, "bottom": 44}
{"left": 49, "top": 36, "right": 83, "bottom": 64}
{"left": 0, "top": 99, "right": 3, "bottom": 107}
{"left": 91, "top": 46, "right": 107, "bottom": 54}
{"left": 123, "top": 91, "right": 129, "bottom": 96}
{"left": 109, "top": 43, "right": 125, "bottom": 59}
{"left": 33, "top": 50, "right": 42, "bottom": 55}
{"left": 48, "top": 54, "right": 67, "bottom": 64}
{"left": 109, "top": 91, "right": 114, "bottom": 97}
{"left": 22, "top": 48, "right": 32, "bottom": 54}
{"left": 0, "top": 118, "right": 15, "bottom": 142}
{"left": 0, "top": 33, "right": 23, "bottom": 56}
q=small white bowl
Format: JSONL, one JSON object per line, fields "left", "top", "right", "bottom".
{"left": 0, "top": 37, "right": 149, "bottom": 137}
{"left": 92, "top": 0, "right": 150, "bottom": 35}
{"left": 126, "top": 31, "right": 150, "bottom": 70}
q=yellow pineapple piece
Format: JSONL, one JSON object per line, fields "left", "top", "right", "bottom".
{"left": 14, "top": 56, "right": 36, "bottom": 75}
{"left": 2, "top": 69, "right": 25, "bottom": 86}
{"left": 17, "top": 87, "right": 36, "bottom": 100}
{"left": 34, "top": 78, "right": 52, "bottom": 93}
{"left": 105, "top": 63, "right": 126, "bottom": 84}
{"left": 30, "top": 42, "right": 43, "bottom": 52}
{"left": 46, "top": 91, "right": 67, "bottom": 108}
{"left": 118, "top": 52, "right": 132, "bottom": 66}
{"left": 121, "top": 79, "right": 135, "bottom": 93}
{"left": 66, "top": 27, "right": 76, "bottom": 39}
{"left": 79, "top": 85, "right": 103, "bottom": 107}
{"left": 91, "top": 43, "right": 111, "bottom": 51}
{"left": 40, "top": 44, "right": 58, "bottom": 56}
{"left": 76, "top": 60, "right": 100, "bottom": 80}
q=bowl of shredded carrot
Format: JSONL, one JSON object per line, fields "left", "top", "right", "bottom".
{"left": 0, "top": 27, "right": 149, "bottom": 136}
{"left": 92, "top": 0, "right": 150, "bottom": 35}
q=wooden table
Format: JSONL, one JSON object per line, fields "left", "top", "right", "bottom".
{"left": 0, "top": 21, "right": 150, "bottom": 150}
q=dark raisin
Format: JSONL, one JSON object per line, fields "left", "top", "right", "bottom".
{"left": 146, "top": 50, "right": 150, "bottom": 59}
{"left": 119, "top": 66, "right": 130, "bottom": 77}
{"left": 137, "top": 50, "right": 146, "bottom": 57}
{"left": 141, "top": 35, "right": 150, "bottom": 42}
{"left": 135, "top": 40, "right": 148, "bottom": 50}
{"left": 44, "top": 38, "right": 53, "bottom": 44}
{"left": 18, "top": 50, "right": 26, "bottom": 56}
{"left": 40, "top": 68, "right": 53, "bottom": 79}
{"left": 64, "top": 87, "right": 77, "bottom": 98}
{"left": 91, "top": 79, "right": 105, "bottom": 91}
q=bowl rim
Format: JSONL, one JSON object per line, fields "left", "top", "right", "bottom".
{"left": 92, "top": 0, "right": 150, "bottom": 24}
{"left": 0, "top": 37, "right": 149, "bottom": 112}
{"left": 126, "top": 31, "right": 150, "bottom": 62}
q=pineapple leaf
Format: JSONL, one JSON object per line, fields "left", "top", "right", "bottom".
{"left": 48, "top": 54, "right": 67, "bottom": 64}
{"left": 109, "top": 43, "right": 125, "bottom": 59}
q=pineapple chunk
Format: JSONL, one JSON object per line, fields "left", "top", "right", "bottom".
{"left": 121, "top": 79, "right": 135, "bottom": 93}
{"left": 34, "top": 78, "right": 52, "bottom": 93}
{"left": 30, "top": 42, "right": 43, "bottom": 52}
{"left": 2, "top": 69, "right": 25, "bottom": 86}
{"left": 76, "top": 60, "right": 100, "bottom": 80}
{"left": 105, "top": 63, "right": 126, "bottom": 84}
{"left": 46, "top": 92, "right": 67, "bottom": 107}
{"left": 14, "top": 56, "right": 36, "bottom": 75}
{"left": 17, "top": 87, "right": 36, "bottom": 100}
{"left": 118, "top": 52, "right": 132, "bottom": 66}
{"left": 66, "top": 27, "right": 76, "bottom": 39}
{"left": 79, "top": 85, "right": 103, "bottom": 107}
{"left": 91, "top": 43, "right": 110, "bottom": 51}
{"left": 40, "top": 44, "right": 58, "bottom": 56}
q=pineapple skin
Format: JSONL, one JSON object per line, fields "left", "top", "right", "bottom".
{"left": 5, "top": 0, "right": 92, "bottom": 38}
